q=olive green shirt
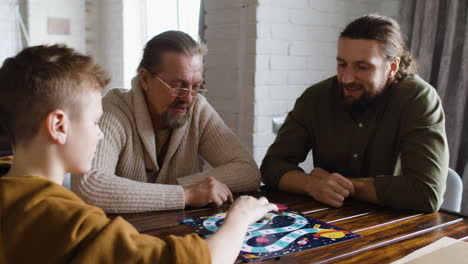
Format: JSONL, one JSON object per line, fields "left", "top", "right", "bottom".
{"left": 261, "top": 74, "right": 448, "bottom": 213}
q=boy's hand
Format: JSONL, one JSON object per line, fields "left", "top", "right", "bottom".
{"left": 205, "top": 196, "right": 277, "bottom": 264}
{"left": 226, "top": 196, "right": 278, "bottom": 225}
{"left": 184, "top": 176, "right": 233, "bottom": 207}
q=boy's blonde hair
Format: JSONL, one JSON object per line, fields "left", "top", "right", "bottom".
{"left": 0, "top": 45, "right": 110, "bottom": 147}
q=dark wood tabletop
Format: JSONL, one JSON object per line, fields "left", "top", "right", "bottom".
{"left": 109, "top": 187, "right": 468, "bottom": 263}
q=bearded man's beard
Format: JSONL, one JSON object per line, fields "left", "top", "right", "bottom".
{"left": 341, "top": 82, "right": 375, "bottom": 113}
{"left": 165, "top": 101, "right": 191, "bottom": 128}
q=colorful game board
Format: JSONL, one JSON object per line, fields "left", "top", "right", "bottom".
{"left": 179, "top": 208, "right": 362, "bottom": 262}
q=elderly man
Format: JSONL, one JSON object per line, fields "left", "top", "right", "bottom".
{"left": 72, "top": 31, "right": 260, "bottom": 213}
{"left": 261, "top": 15, "right": 448, "bottom": 213}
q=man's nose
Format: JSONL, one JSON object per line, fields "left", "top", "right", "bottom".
{"left": 341, "top": 68, "right": 355, "bottom": 84}
{"left": 179, "top": 91, "right": 194, "bottom": 104}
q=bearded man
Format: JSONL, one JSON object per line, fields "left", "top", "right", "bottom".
{"left": 261, "top": 15, "right": 448, "bottom": 213}
{"left": 72, "top": 31, "right": 260, "bottom": 213}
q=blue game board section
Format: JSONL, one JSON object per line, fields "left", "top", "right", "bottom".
{"left": 179, "top": 209, "right": 362, "bottom": 263}
{"left": 249, "top": 231, "right": 262, "bottom": 237}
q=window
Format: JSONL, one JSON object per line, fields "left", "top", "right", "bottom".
{"left": 145, "top": 0, "right": 201, "bottom": 41}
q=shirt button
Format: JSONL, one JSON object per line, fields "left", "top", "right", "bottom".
{"left": 353, "top": 154, "right": 358, "bottom": 158}
{"left": 358, "top": 123, "right": 363, "bottom": 127}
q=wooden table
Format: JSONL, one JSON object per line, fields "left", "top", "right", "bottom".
{"left": 109, "top": 187, "right": 468, "bottom": 263}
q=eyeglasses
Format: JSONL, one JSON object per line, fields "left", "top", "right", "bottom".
{"left": 147, "top": 70, "right": 207, "bottom": 97}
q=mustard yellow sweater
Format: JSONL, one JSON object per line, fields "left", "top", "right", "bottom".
{"left": 0, "top": 161, "right": 210, "bottom": 263}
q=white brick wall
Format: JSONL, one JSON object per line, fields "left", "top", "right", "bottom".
{"left": 257, "top": 6, "right": 288, "bottom": 23}
{"left": 271, "top": 55, "right": 308, "bottom": 70}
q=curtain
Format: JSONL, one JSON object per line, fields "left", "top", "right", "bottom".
{"left": 400, "top": 0, "right": 468, "bottom": 178}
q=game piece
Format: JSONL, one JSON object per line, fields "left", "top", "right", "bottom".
{"left": 273, "top": 203, "right": 288, "bottom": 211}
{"left": 179, "top": 208, "right": 361, "bottom": 262}
{"left": 257, "top": 213, "right": 273, "bottom": 223}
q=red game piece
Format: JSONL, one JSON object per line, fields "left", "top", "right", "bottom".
{"left": 273, "top": 203, "right": 288, "bottom": 211}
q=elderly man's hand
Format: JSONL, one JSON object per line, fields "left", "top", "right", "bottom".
{"left": 304, "top": 168, "right": 355, "bottom": 207}
{"left": 184, "top": 176, "right": 234, "bottom": 207}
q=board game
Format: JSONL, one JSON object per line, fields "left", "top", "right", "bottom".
{"left": 179, "top": 208, "right": 361, "bottom": 262}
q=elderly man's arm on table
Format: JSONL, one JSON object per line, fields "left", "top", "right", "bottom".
{"left": 173, "top": 100, "right": 261, "bottom": 206}
{"left": 71, "top": 105, "right": 187, "bottom": 213}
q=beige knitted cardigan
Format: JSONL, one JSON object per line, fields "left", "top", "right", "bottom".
{"left": 71, "top": 77, "right": 260, "bottom": 213}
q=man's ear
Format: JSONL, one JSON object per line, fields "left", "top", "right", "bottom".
{"left": 388, "top": 57, "right": 400, "bottom": 78}
{"left": 138, "top": 68, "right": 151, "bottom": 93}
{"left": 45, "top": 109, "right": 69, "bottom": 145}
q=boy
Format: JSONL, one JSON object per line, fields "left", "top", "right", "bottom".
{"left": 0, "top": 45, "right": 277, "bottom": 263}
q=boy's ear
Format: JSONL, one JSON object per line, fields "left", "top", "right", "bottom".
{"left": 45, "top": 110, "right": 69, "bottom": 145}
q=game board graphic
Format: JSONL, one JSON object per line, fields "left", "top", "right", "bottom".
{"left": 180, "top": 208, "right": 361, "bottom": 262}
